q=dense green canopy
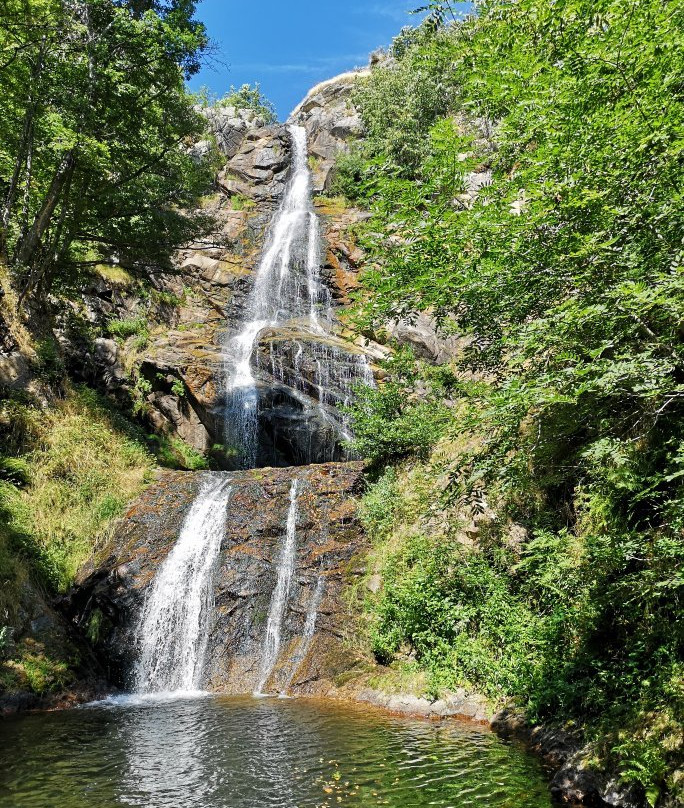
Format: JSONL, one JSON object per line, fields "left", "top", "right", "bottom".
{"left": 342, "top": 1, "right": 684, "bottom": 802}
{"left": 0, "top": 0, "right": 211, "bottom": 303}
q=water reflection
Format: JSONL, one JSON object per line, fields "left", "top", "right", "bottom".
{"left": 0, "top": 696, "right": 557, "bottom": 808}
{"left": 117, "top": 697, "right": 216, "bottom": 806}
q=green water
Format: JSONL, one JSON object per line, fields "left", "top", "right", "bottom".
{"left": 0, "top": 695, "right": 557, "bottom": 807}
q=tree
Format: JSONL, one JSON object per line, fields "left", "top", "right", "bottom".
{"left": 0, "top": 0, "right": 212, "bottom": 305}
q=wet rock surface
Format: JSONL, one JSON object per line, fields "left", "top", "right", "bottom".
{"left": 492, "top": 710, "right": 647, "bottom": 808}
{"left": 68, "top": 461, "right": 368, "bottom": 695}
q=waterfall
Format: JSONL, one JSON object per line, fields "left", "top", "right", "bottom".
{"left": 223, "top": 124, "right": 373, "bottom": 468}
{"left": 121, "top": 123, "right": 370, "bottom": 704}
{"left": 135, "top": 476, "right": 231, "bottom": 694}
{"left": 224, "top": 125, "right": 323, "bottom": 468}
{"left": 255, "top": 478, "right": 300, "bottom": 695}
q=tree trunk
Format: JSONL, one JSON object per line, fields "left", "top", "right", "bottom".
{"left": 16, "top": 149, "right": 76, "bottom": 271}
{"left": 0, "top": 39, "right": 45, "bottom": 260}
{"left": 17, "top": 159, "right": 76, "bottom": 307}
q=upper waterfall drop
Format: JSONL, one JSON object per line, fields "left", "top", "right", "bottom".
{"left": 134, "top": 475, "right": 232, "bottom": 695}
{"left": 223, "top": 125, "right": 328, "bottom": 468}
{"left": 222, "top": 124, "right": 373, "bottom": 470}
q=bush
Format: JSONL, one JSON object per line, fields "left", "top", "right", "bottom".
{"left": 345, "top": 350, "right": 457, "bottom": 463}
{"left": 107, "top": 317, "right": 149, "bottom": 343}
{"left": 216, "top": 83, "right": 277, "bottom": 124}
{"left": 345, "top": 2, "right": 684, "bottom": 800}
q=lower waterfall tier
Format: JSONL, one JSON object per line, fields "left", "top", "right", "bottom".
{"left": 67, "top": 462, "right": 367, "bottom": 696}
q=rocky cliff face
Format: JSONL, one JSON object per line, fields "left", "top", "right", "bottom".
{"left": 54, "top": 72, "right": 387, "bottom": 698}
{"left": 291, "top": 70, "right": 368, "bottom": 193}
{"left": 68, "top": 462, "right": 368, "bottom": 695}
{"left": 54, "top": 69, "right": 387, "bottom": 469}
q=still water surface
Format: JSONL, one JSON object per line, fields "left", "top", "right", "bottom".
{"left": 0, "top": 695, "right": 556, "bottom": 808}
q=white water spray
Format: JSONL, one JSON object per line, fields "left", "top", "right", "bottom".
{"left": 255, "top": 479, "right": 300, "bottom": 695}
{"left": 135, "top": 476, "right": 231, "bottom": 694}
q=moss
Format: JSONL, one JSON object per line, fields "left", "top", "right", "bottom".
{"left": 199, "top": 192, "right": 222, "bottom": 209}
{"left": 85, "top": 608, "right": 105, "bottom": 645}
{"left": 332, "top": 658, "right": 376, "bottom": 688}
{"left": 93, "top": 264, "right": 135, "bottom": 287}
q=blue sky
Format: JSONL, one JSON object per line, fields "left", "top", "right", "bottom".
{"left": 188, "top": 1, "right": 429, "bottom": 120}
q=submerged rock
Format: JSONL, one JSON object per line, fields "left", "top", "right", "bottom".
{"left": 492, "top": 710, "right": 648, "bottom": 808}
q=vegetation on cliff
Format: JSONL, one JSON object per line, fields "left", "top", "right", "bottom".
{"left": 341, "top": 0, "right": 684, "bottom": 802}
{"left": 0, "top": 0, "right": 216, "bottom": 696}
{"left": 0, "top": 380, "right": 155, "bottom": 694}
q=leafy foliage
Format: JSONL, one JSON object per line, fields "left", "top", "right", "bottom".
{"left": 215, "top": 83, "right": 277, "bottom": 124}
{"left": 0, "top": 0, "right": 212, "bottom": 305}
{"left": 344, "top": 349, "right": 455, "bottom": 463}
{"left": 346, "top": 0, "right": 684, "bottom": 801}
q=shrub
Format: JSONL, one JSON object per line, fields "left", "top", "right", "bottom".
{"left": 107, "top": 317, "right": 149, "bottom": 343}
{"left": 216, "top": 83, "right": 277, "bottom": 124}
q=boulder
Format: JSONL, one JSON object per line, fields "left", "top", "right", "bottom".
{"left": 147, "top": 391, "right": 211, "bottom": 452}
{"left": 199, "top": 105, "right": 268, "bottom": 159}
{"left": 218, "top": 126, "right": 291, "bottom": 204}
{"left": 387, "top": 312, "right": 465, "bottom": 364}
{"left": 290, "top": 69, "right": 369, "bottom": 192}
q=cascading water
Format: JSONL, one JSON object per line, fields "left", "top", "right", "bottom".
{"left": 283, "top": 573, "right": 325, "bottom": 691}
{"left": 254, "top": 478, "right": 300, "bottom": 695}
{"left": 135, "top": 476, "right": 232, "bottom": 694}
{"left": 223, "top": 124, "right": 373, "bottom": 468}
{"left": 224, "top": 125, "right": 323, "bottom": 468}
{"left": 132, "top": 124, "right": 372, "bottom": 699}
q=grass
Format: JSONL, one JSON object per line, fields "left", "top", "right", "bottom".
{"left": 230, "top": 193, "right": 255, "bottom": 211}
{"left": 0, "top": 385, "right": 155, "bottom": 593}
{"left": 150, "top": 288, "right": 184, "bottom": 307}
{"left": 0, "top": 639, "right": 70, "bottom": 695}
{"left": 93, "top": 264, "right": 135, "bottom": 287}
{"left": 107, "top": 316, "right": 149, "bottom": 343}
{"left": 313, "top": 195, "right": 350, "bottom": 215}
{"left": 148, "top": 433, "right": 209, "bottom": 471}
